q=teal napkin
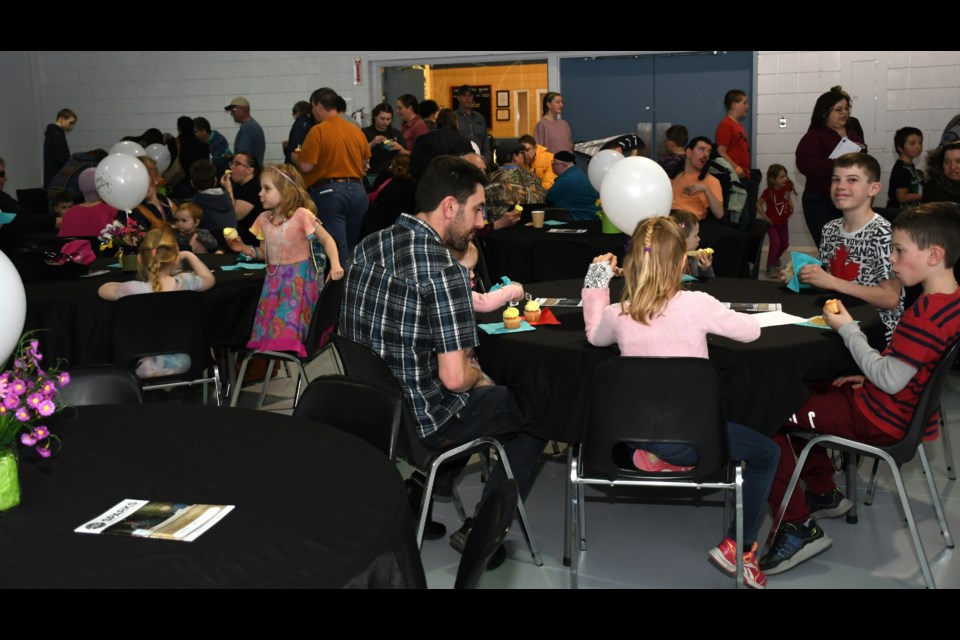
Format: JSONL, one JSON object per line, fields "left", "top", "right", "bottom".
{"left": 221, "top": 262, "right": 267, "bottom": 271}
{"left": 786, "top": 251, "right": 822, "bottom": 293}
{"left": 478, "top": 320, "right": 535, "bottom": 335}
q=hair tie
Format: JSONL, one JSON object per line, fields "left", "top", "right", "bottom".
{"left": 677, "top": 222, "right": 685, "bottom": 229}
{"left": 151, "top": 248, "right": 157, "bottom": 255}
{"left": 644, "top": 246, "right": 651, "bottom": 253}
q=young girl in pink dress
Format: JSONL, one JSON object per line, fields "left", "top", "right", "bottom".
{"left": 226, "top": 164, "right": 343, "bottom": 356}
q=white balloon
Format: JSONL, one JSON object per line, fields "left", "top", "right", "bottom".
{"left": 95, "top": 154, "right": 150, "bottom": 211}
{"left": 0, "top": 250, "right": 26, "bottom": 367}
{"left": 109, "top": 140, "right": 147, "bottom": 158}
{"left": 145, "top": 143, "right": 172, "bottom": 174}
{"left": 587, "top": 149, "right": 624, "bottom": 191}
{"left": 599, "top": 156, "right": 673, "bottom": 235}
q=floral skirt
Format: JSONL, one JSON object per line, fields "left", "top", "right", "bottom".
{"left": 247, "top": 259, "right": 321, "bottom": 357}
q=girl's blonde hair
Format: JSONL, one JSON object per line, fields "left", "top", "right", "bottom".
{"left": 138, "top": 227, "right": 179, "bottom": 292}
{"left": 620, "top": 216, "right": 687, "bottom": 325}
{"left": 766, "top": 163, "right": 788, "bottom": 190}
{"left": 667, "top": 209, "right": 699, "bottom": 239}
{"left": 262, "top": 163, "right": 318, "bottom": 218}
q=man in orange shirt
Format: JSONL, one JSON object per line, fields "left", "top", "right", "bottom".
{"left": 671, "top": 137, "right": 724, "bottom": 221}
{"left": 294, "top": 87, "right": 371, "bottom": 255}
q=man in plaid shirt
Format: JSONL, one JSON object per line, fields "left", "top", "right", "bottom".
{"left": 341, "top": 155, "right": 544, "bottom": 550}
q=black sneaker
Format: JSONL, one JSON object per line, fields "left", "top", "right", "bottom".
{"left": 806, "top": 487, "right": 853, "bottom": 520}
{"left": 449, "top": 518, "right": 473, "bottom": 554}
{"left": 759, "top": 521, "right": 832, "bottom": 575}
{"left": 449, "top": 518, "right": 507, "bottom": 571}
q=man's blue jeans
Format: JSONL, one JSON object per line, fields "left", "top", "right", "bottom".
{"left": 310, "top": 181, "right": 368, "bottom": 257}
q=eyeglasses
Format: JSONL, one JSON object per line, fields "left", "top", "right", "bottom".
{"left": 832, "top": 106, "right": 851, "bottom": 113}
{"left": 230, "top": 161, "right": 251, "bottom": 168}
{"left": 0, "top": 171, "right": 6, "bottom": 178}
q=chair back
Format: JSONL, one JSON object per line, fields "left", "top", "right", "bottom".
{"left": 305, "top": 276, "right": 344, "bottom": 358}
{"left": 455, "top": 479, "right": 518, "bottom": 589}
{"left": 111, "top": 290, "right": 211, "bottom": 381}
{"left": 885, "top": 341, "right": 960, "bottom": 466}
{"left": 582, "top": 357, "right": 730, "bottom": 481}
{"left": 57, "top": 365, "right": 143, "bottom": 406}
{"left": 16, "top": 188, "right": 49, "bottom": 217}
{"left": 329, "top": 333, "right": 431, "bottom": 467}
{"left": 293, "top": 375, "right": 402, "bottom": 460}
{"left": 745, "top": 218, "right": 770, "bottom": 279}
{"left": 532, "top": 240, "right": 596, "bottom": 281}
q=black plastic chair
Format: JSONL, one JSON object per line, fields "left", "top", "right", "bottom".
{"left": 111, "top": 290, "right": 222, "bottom": 404}
{"left": 568, "top": 357, "right": 744, "bottom": 589}
{"left": 744, "top": 218, "right": 770, "bottom": 279}
{"left": 455, "top": 478, "right": 518, "bottom": 589}
{"left": 531, "top": 240, "right": 596, "bottom": 282}
{"left": 293, "top": 374, "right": 402, "bottom": 460}
{"left": 329, "top": 334, "right": 542, "bottom": 566}
{"left": 767, "top": 342, "right": 959, "bottom": 589}
{"left": 230, "top": 276, "right": 344, "bottom": 410}
{"left": 57, "top": 365, "right": 143, "bottom": 406}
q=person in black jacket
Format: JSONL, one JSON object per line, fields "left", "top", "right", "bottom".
{"left": 43, "top": 108, "right": 77, "bottom": 190}
{"left": 409, "top": 109, "right": 473, "bottom": 179}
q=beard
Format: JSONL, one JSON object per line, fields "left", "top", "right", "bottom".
{"left": 444, "top": 204, "right": 474, "bottom": 252}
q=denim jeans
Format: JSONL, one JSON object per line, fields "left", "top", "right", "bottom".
{"left": 423, "top": 385, "right": 545, "bottom": 509}
{"left": 801, "top": 192, "right": 841, "bottom": 249}
{"left": 310, "top": 181, "right": 368, "bottom": 257}
{"left": 645, "top": 422, "right": 779, "bottom": 546}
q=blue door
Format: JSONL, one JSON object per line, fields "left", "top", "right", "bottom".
{"left": 559, "top": 55, "right": 654, "bottom": 144}
{"left": 560, "top": 51, "right": 754, "bottom": 159}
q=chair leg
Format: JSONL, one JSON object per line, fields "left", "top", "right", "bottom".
{"left": 886, "top": 452, "right": 936, "bottom": 589}
{"left": 230, "top": 354, "right": 253, "bottom": 408}
{"left": 577, "top": 480, "right": 587, "bottom": 552}
{"left": 734, "top": 463, "right": 744, "bottom": 589}
{"left": 563, "top": 446, "right": 573, "bottom": 567}
{"left": 940, "top": 409, "right": 956, "bottom": 481}
{"left": 864, "top": 459, "right": 881, "bottom": 505}
{"left": 568, "top": 448, "right": 579, "bottom": 588}
{"left": 844, "top": 452, "right": 858, "bottom": 524}
{"left": 255, "top": 360, "right": 275, "bottom": 410}
{"left": 492, "top": 439, "right": 543, "bottom": 567}
{"left": 919, "top": 444, "right": 955, "bottom": 549}
{"left": 765, "top": 440, "right": 816, "bottom": 552}
{"left": 452, "top": 486, "right": 468, "bottom": 521}
{"left": 291, "top": 362, "right": 309, "bottom": 409}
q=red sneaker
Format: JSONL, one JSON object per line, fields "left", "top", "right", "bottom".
{"left": 632, "top": 448, "right": 695, "bottom": 473}
{"left": 708, "top": 537, "right": 767, "bottom": 589}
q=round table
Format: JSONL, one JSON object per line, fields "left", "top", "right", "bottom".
{"left": 476, "top": 278, "right": 885, "bottom": 442}
{"left": 482, "top": 220, "right": 630, "bottom": 283}
{"left": 23, "top": 254, "right": 263, "bottom": 366}
{"left": 0, "top": 404, "right": 426, "bottom": 589}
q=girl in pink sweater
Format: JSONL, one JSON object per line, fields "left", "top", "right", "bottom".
{"left": 581, "top": 216, "right": 779, "bottom": 589}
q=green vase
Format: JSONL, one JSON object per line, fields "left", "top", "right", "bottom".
{"left": 0, "top": 445, "right": 20, "bottom": 512}
{"left": 120, "top": 252, "right": 139, "bottom": 273}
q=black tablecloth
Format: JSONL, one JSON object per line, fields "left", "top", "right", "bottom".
{"left": 482, "top": 220, "right": 630, "bottom": 283}
{"left": 23, "top": 254, "right": 262, "bottom": 365}
{"left": 0, "top": 405, "right": 426, "bottom": 589}
{"left": 476, "top": 278, "right": 885, "bottom": 442}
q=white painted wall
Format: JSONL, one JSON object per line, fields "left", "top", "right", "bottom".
{"left": 756, "top": 51, "right": 960, "bottom": 250}
{"left": 4, "top": 49, "right": 958, "bottom": 251}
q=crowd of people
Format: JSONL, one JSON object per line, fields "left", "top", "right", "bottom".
{"left": 6, "top": 80, "right": 960, "bottom": 588}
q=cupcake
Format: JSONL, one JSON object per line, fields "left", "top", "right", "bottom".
{"left": 223, "top": 227, "right": 239, "bottom": 241}
{"left": 524, "top": 300, "right": 541, "bottom": 323}
{"left": 503, "top": 306, "right": 521, "bottom": 330}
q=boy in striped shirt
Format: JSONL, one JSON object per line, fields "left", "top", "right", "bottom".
{"left": 761, "top": 202, "right": 960, "bottom": 575}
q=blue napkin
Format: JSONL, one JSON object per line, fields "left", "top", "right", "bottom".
{"left": 794, "top": 318, "right": 859, "bottom": 330}
{"left": 0, "top": 212, "right": 16, "bottom": 224}
{"left": 681, "top": 274, "right": 698, "bottom": 283}
{"left": 221, "top": 262, "right": 267, "bottom": 271}
{"left": 543, "top": 219, "right": 566, "bottom": 226}
{"left": 478, "top": 320, "right": 535, "bottom": 335}
{"left": 786, "top": 251, "right": 822, "bottom": 293}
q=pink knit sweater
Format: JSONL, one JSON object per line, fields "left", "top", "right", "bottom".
{"left": 582, "top": 288, "right": 760, "bottom": 358}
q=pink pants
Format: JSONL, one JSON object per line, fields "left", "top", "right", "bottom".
{"left": 766, "top": 223, "right": 789, "bottom": 268}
